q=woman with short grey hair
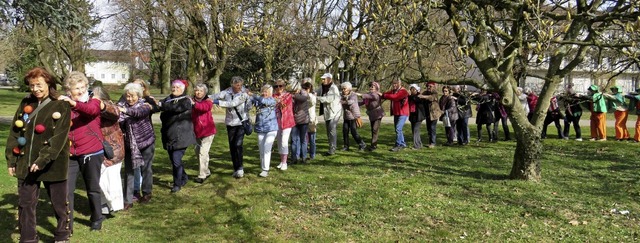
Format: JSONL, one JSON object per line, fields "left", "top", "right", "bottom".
{"left": 340, "top": 81, "right": 366, "bottom": 151}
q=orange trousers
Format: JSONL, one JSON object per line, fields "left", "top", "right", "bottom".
{"left": 590, "top": 112, "right": 606, "bottom": 140}
{"left": 634, "top": 116, "right": 640, "bottom": 142}
{"left": 614, "top": 110, "right": 629, "bottom": 140}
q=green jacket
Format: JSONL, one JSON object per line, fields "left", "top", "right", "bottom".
{"left": 5, "top": 97, "right": 71, "bottom": 181}
{"left": 606, "top": 93, "right": 628, "bottom": 111}
{"left": 591, "top": 92, "right": 608, "bottom": 113}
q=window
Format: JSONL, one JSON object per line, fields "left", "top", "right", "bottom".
{"left": 111, "top": 74, "right": 115, "bottom": 79}
{"left": 101, "top": 74, "right": 105, "bottom": 79}
{"left": 122, "top": 73, "right": 126, "bottom": 79}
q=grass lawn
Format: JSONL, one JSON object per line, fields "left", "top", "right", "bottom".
{"left": 0, "top": 115, "right": 638, "bottom": 242}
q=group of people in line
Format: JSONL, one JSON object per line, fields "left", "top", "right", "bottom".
{"left": 6, "top": 67, "right": 639, "bottom": 243}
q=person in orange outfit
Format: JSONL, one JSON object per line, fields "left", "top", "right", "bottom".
{"left": 624, "top": 89, "right": 640, "bottom": 142}
{"left": 604, "top": 85, "right": 630, "bottom": 141}
{"left": 587, "top": 85, "right": 607, "bottom": 141}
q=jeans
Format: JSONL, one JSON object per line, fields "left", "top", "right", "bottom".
{"left": 291, "top": 124, "right": 309, "bottom": 160}
{"left": 307, "top": 132, "right": 317, "bottom": 158}
{"left": 168, "top": 148, "right": 188, "bottom": 188}
{"left": 393, "top": 115, "right": 408, "bottom": 147}
{"left": 425, "top": 119, "right": 437, "bottom": 145}
{"left": 456, "top": 116, "right": 470, "bottom": 144}
{"left": 124, "top": 145, "right": 155, "bottom": 204}
{"left": 227, "top": 125, "right": 245, "bottom": 171}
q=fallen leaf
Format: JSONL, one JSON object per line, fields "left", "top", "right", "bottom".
{"left": 569, "top": 220, "right": 579, "bottom": 226}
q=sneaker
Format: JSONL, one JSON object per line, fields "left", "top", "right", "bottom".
{"left": 589, "top": 138, "right": 597, "bottom": 141}
{"left": 575, "top": 138, "right": 583, "bottom": 141}
{"left": 427, "top": 144, "right": 436, "bottom": 149}
{"left": 358, "top": 144, "right": 367, "bottom": 151}
{"left": 597, "top": 138, "right": 607, "bottom": 142}
{"left": 390, "top": 146, "right": 405, "bottom": 152}
{"left": 280, "top": 163, "right": 288, "bottom": 171}
{"left": 276, "top": 162, "right": 284, "bottom": 169}
{"left": 563, "top": 137, "right": 569, "bottom": 140}
{"left": 341, "top": 147, "right": 349, "bottom": 151}
{"left": 235, "top": 170, "right": 244, "bottom": 178}
{"left": 194, "top": 178, "right": 205, "bottom": 184}
{"left": 259, "top": 171, "right": 269, "bottom": 177}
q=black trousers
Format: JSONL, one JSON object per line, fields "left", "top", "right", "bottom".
{"left": 18, "top": 179, "right": 70, "bottom": 242}
{"left": 68, "top": 153, "right": 104, "bottom": 232}
{"left": 342, "top": 119, "right": 364, "bottom": 148}
{"left": 563, "top": 113, "right": 582, "bottom": 139}
{"left": 227, "top": 125, "right": 245, "bottom": 171}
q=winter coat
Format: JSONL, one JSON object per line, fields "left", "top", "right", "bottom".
{"left": 6, "top": 97, "right": 71, "bottom": 181}
{"left": 118, "top": 99, "right": 156, "bottom": 150}
{"left": 360, "top": 92, "right": 385, "bottom": 121}
{"left": 308, "top": 93, "right": 318, "bottom": 126}
{"left": 292, "top": 91, "right": 310, "bottom": 125}
{"left": 473, "top": 94, "right": 496, "bottom": 124}
{"left": 316, "top": 83, "right": 343, "bottom": 121}
{"left": 527, "top": 93, "right": 538, "bottom": 112}
{"left": 274, "top": 92, "right": 296, "bottom": 129}
{"left": 341, "top": 92, "right": 361, "bottom": 121}
{"left": 591, "top": 92, "right": 608, "bottom": 113}
{"left": 192, "top": 96, "right": 217, "bottom": 139}
{"left": 439, "top": 94, "right": 459, "bottom": 122}
{"left": 69, "top": 98, "right": 104, "bottom": 156}
{"left": 492, "top": 93, "right": 508, "bottom": 119}
{"left": 453, "top": 92, "right": 473, "bottom": 118}
{"left": 100, "top": 100, "right": 125, "bottom": 166}
{"left": 421, "top": 90, "right": 443, "bottom": 121}
{"left": 383, "top": 88, "right": 410, "bottom": 116}
{"left": 214, "top": 87, "right": 251, "bottom": 126}
{"left": 159, "top": 94, "right": 197, "bottom": 151}
{"left": 604, "top": 93, "right": 628, "bottom": 111}
{"left": 252, "top": 95, "right": 278, "bottom": 133}
{"left": 408, "top": 94, "right": 426, "bottom": 123}
{"left": 119, "top": 99, "right": 155, "bottom": 169}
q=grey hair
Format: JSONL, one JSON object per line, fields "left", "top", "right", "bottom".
{"left": 261, "top": 84, "right": 273, "bottom": 96}
{"left": 194, "top": 83, "right": 208, "bottom": 94}
{"left": 231, "top": 76, "right": 244, "bottom": 84}
{"left": 91, "top": 86, "right": 111, "bottom": 101}
{"left": 63, "top": 71, "right": 89, "bottom": 91}
{"left": 340, "top": 81, "right": 353, "bottom": 90}
{"left": 302, "top": 77, "right": 312, "bottom": 83}
{"left": 124, "top": 83, "right": 144, "bottom": 98}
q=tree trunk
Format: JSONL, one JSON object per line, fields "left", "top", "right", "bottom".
{"left": 510, "top": 132, "right": 543, "bottom": 181}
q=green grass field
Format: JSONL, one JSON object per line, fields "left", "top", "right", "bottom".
{"left": 0, "top": 111, "right": 638, "bottom": 241}
{"left": 0, "top": 88, "right": 638, "bottom": 241}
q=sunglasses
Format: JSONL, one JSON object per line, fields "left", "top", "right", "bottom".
{"left": 274, "top": 85, "right": 284, "bottom": 88}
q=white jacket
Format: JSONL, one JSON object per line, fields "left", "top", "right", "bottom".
{"left": 308, "top": 93, "right": 318, "bottom": 126}
{"left": 213, "top": 87, "right": 250, "bottom": 126}
{"left": 316, "top": 84, "right": 342, "bottom": 121}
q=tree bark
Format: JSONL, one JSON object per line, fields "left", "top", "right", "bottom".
{"left": 510, "top": 132, "right": 543, "bottom": 181}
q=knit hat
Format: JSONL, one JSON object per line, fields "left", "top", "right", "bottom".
{"left": 427, "top": 81, "right": 436, "bottom": 86}
{"left": 172, "top": 79, "right": 188, "bottom": 89}
{"left": 409, "top": 84, "right": 421, "bottom": 92}
{"left": 370, "top": 82, "right": 380, "bottom": 91}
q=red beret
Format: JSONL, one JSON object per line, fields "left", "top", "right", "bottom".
{"left": 427, "top": 82, "right": 436, "bottom": 86}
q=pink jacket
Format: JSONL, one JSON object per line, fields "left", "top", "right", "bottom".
{"left": 274, "top": 92, "right": 295, "bottom": 129}
{"left": 192, "top": 97, "right": 217, "bottom": 138}
{"left": 69, "top": 98, "right": 104, "bottom": 156}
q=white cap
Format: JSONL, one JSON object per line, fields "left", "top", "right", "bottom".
{"left": 321, "top": 73, "right": 333, "bottom": 79}
{"left": 409, "top": 84, "right": 421, "bottom": 92}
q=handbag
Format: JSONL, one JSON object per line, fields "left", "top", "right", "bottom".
{"left": 355, "top": 117, "right": 363, "bottom": 128}
{"left": 234, "top": 106, "right": 253, "bottom": 136}
{"left": 443, "top": 110, "right": 451, "bottom": 128}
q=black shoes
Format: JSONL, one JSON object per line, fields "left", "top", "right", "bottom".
{"left": 90, "top": 216, "right": 105, "bottom": 231}
{"left": 171, "top": 186, "right": 181, "bottom": 193}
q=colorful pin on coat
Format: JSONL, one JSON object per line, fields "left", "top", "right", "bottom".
{"left": 17, "top": 137, "right": 26, "bottom": 146}
{"left": 23, "top": 105, "right": 33, "bottom": 114}
{"left": 12, "top": 147, "right": 20, "bottom": 155}
{"left": 35, "top": 124, "right": 45, "bottom": 134}
{"left": 52, "top": 112, "right": 61, "bottom": 120}
{"left": 14, "top": 120, "right": 24, "bottom": 128}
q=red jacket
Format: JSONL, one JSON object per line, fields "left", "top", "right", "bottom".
{"left": 69, "top": 98, "right": 103, "bottom": 156}
{"left": 192, "top": 97, "right": 217, "bottom": 138}
{"left": 274, "top": 92, "right": 295, "bottom": 129}
{"left": 383, "top": 88, "right": 410, "bottom": 116}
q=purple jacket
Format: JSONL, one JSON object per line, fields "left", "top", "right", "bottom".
{"left": 119, "top": 99, "right": 155, "bottom": 150}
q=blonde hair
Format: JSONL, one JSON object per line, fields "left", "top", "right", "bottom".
{"left": 133, "top": 78, "right": 151, "bottom": 97}
{"left": 63, "top": 71, "right": 89, "bottom": 91}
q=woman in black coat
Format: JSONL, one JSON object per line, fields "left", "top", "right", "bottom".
{"left": 159, "top": 80, "right": 196, "bottom": 193}
{"left": 408, "top": 84, "right": 426, "bottom": 149}
{"left": 471, "top": 89, "right": 496, "bottom": 142}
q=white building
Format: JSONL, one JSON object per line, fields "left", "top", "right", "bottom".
{"left": 85, "top": 50, "right": 139, "bottom": 85}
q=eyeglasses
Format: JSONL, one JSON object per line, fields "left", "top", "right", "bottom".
{"left": 274, "top": 85, "right": 284, "bottom": 88}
